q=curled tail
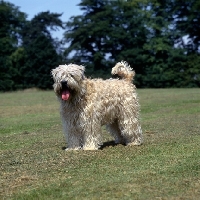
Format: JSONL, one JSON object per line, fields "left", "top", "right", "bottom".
{"left": 111, "top": 61, "right": 135, "bottom": 82}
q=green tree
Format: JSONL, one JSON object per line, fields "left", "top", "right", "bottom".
{"left": 164, "top": 0, "right": 200, "bottom": 87}
{"left": 21, "top": 11, "right": 63, "bottom": 89}
{"left": 141, "top": 0, "right": 178, "bottom": 87}
{"left": 173, "top": 0, "right": 200, "bottom": 53}
{"left": 0, "top": 0, "right": 26, "bottom": 91}
{"left": 64, "top": 0, "right": 111, "bottom": 77}
{"left": 46, "top": 0, "right": 199, "bottom": 88}
{"left": 64, "top": 0, "right": 150, "bottom": 80}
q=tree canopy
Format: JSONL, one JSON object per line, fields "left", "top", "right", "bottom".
{"left": 20, "top": 11, "right": 63, "bottom": 89}
{"left": 0, "top": 1, "right": 63, "bottom": 91}
{"left": 0, "top": 0, "right": 26, "bottom": 90}
{"left": 0, "top": 0, "right": 199, "bottom": 91}
{"left": 64, "top": 0, "right": 200, "bottom": 87}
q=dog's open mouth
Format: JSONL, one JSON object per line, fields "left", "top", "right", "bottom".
{"left": 61, "top": 81, "right": 71, "bottom": 100}
{"left": 62, "top": 89, "right": 70, "bottom": 100}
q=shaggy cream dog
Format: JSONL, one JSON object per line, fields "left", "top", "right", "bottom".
{"left": 51, "top": 61, "right": 143, "bottom": 150}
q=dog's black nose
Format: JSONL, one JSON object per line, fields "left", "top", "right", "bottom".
{"left": 61, "top": 80, "right": 68, "bottom": 88}
{"left": 61, "top": 80, "right": 67, "bottom": 84}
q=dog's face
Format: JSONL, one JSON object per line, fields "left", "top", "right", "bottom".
{"left": 51, "top": 64, "right": 85, "bottom": 101}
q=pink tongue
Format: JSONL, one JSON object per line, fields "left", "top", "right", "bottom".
{"left": 62, "top": 89, "right": 70, "bottom": 100}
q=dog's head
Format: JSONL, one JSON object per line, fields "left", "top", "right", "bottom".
{"left": 51, "top": 64, "right": 85, "bottom": 101}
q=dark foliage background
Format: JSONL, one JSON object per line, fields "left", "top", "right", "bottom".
{"left": 0, "top": 0, "right": 200, "bottom": 91}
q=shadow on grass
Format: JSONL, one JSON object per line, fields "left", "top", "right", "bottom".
{"left": 100, "top": 140, "right": 122, "bottom": 149}
{"left": 61, "top": 140, "right": 123, "bottom": 150}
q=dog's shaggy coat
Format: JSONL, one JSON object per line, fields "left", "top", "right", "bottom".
{"left": 51, "top": 61, "right": 143, "bottom": 150}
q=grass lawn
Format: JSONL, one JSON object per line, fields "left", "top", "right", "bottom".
{"left": 0, "top": 88, "right": 200, "bottom": 199}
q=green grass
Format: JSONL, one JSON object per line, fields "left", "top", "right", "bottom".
{"left": 0, "top": 88, "right": 200, "bottom": 199}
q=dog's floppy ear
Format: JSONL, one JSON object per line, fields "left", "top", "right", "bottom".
{"left": 68, "top": 64, "right": 86, "bottom": 81}
{"left": 78, "top": 65, "right": 85, "bottom": 80}
{"left": 79, "top": 65, "right": 85, "bottom": 72}
{"left": 51, "top": 68, "right": 57, "bottom": 81}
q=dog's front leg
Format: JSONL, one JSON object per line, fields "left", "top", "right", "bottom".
{"left": 63, "top": 122, "right": 82, "bottom": 150}
{"left": 82, "top": 123, "right": 102, "bottom": 150}
{"left": 65, "top": 132, "right": 82, "bottom": 150}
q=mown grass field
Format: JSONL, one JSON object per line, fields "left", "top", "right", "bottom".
{"left": 0, "top": 88, "right": 200, "bottom": 200}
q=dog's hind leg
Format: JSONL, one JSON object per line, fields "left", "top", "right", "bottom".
{"left": 118, "top": 114, "right": 143, "bottom": 146}
{"left": 106, "top": 120, "right": 125, "bottom": 145}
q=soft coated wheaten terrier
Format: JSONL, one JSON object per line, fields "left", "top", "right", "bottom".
{"left": 51, "top": 61, "right": 143, "bottom": 150}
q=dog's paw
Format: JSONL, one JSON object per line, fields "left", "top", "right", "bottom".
{"left": 114, "top": 138, "right": 126, "bottom": 145}
{"left": 126, "top": 139, "right": 143, "bottom": 146}
{"left": 82, "top": 146, "right": 99, "bottom": 151}
{"left": 65, "top": 147, "right": 82, "bottom": 151}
